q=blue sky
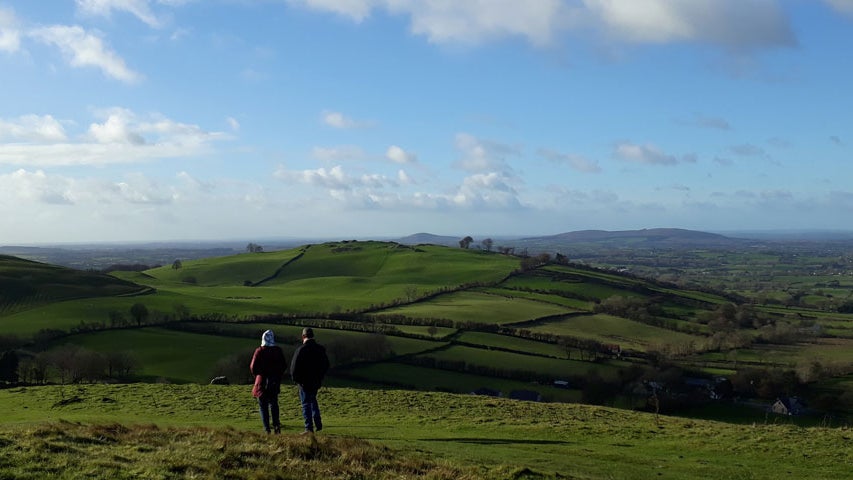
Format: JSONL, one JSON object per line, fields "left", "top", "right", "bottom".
{"left": 1, "top": 0, "right": 852, "bottom": 243}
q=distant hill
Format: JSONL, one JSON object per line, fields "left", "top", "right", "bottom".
{"left": 396, "top": 229, "right": 753, "bottom": 252}
{"left": 514, "top": 228, "right": 751, "bottom": 250}
{"left": 396, "top": 232, "right": 462, "bottom": 247}
{"left": 0, "top": 245, "right": 239, "bottom": 271}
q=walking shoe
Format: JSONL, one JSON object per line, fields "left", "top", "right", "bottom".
{"left": 299, "top": 430, "right": 314, "bottom": 436}
{"left": 273, "top": 425, "right": 281, "bottom": 435}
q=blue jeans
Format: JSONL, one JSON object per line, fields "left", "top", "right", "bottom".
{"left": 298, "top": 386, "right": 322, "bottom": 432}
{"left": 258, "top": 394, "right": 280, "bottom": 433}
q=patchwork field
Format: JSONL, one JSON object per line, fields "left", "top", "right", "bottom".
{"left": 3, "top": 240, "right": 853, "bottom": 428}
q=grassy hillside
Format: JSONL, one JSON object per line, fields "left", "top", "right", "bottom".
{"left": 0, "top": 384, "right": 849, "bottom": 480}
{"left": 3, "top": 240, "right": 853, "bottom": 421}
{"left": 0, "top": 255, "right": 145, "bottom": 316}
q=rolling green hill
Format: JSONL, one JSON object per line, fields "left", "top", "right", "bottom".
{"left": 2, "top": 240, "right": 852, "bottom": 423}
{"left": 0, "top": 255, "right": 147, "bottom": 316}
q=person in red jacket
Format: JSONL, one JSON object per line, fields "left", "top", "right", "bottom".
{"left": 289, "top": 327, "right": 329, "bottom": 434}
{"left": 250, "top": 330, "right": 287, "bottom": 434}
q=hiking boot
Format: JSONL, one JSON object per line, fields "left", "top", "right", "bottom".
{"left": 273, "top": 426, "right": 281, "bottom": 435}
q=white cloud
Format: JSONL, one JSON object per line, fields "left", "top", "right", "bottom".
{"left": 274, "top": 164, "right": 395, "bottom": 191}
{"left": 29, "top": 25, "right": 141, "bottom": 83}
{"left": 454, "top": 133, "right": 520, "bottom": 173}
{"left": 453, "top": 172, "right": 521, "bottom": 208}
{"left": 614, "top": 142, "right": 695, "bottom": 166}
{"left": 0, "top": 169, "right": 185, "bottom": 212}
{"left": 111, "top": 173, "right": 175, "bottom": 204}
{"left": 0, "top": 108, "right": 224, "bottom": 166}
{"left": 88, "top": 108, "right": 146, "bottom": 144}
{"left": 322, "top": 111, "right": 371, "bottom": 129}
{"left": 289, "top": 0, "right": 796, "bottom": 51}
{"left": 581, "top": 0, "right": 796, "bottom": 51}
{"left": 290, "top": 0, "right": 572, "bottom": 46}
{"left": 395, "top": 0, "right": 571, "bottom": 46}
{"left": 0, "top": 6, "right": 21, "bottom": 53}
{"left": 75, "top": 0, "right": 193, "bottom": 28}
{"left": 397, "top": 169, "right": 413, "bottom": 184}
{"left": 0, "top": 169, "right": 76, "bottom": 205}
{"left": 386, "top": 145, "right": 417, "bottom": 164}
{"left": 0, "top": 115, "right": 68, "bottom": 143}
{"left": 538, "top": 148, "right": 601, "bottom": 173}
{"left": 226, "top": 117, "right": 240, "bottom": 131}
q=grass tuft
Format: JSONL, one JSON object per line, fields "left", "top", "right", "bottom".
{"left": 0, "top": 421, "right": 485, "bottom": 480}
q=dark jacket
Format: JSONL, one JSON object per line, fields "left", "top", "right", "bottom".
{"left": 289, "top": 339, "right": 329, "bottom": 392}
{"left": 250, "top": 346, "right": 287, "bottom": 395}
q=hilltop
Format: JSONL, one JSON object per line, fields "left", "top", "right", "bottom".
{"left": 0, "top": 384, "right": 849, "bottom": 480}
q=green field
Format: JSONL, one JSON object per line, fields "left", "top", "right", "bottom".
{"left": 145, "top": 248, "right": 304, "bottom": 286}
{"left": 454, "top": 331, "right": 568, "bottom": 358}
{"left": 0, "top": 384, "right": 849, "bottom": 480}
{"left": 342, "top": 362, "right": 581, "bottom": 402}
{"left": 48, "top": 325, "right": 444, "bottom": 383}
{"left": 527, "top": 314, "right": 705, "bottom": 352}
{"left": 53, "top": 328, "right": 260, "bottom": 383}
{"left": 374, "top": 291, "right": 573, "bottom": 325}
{"left": 415, "top": 344, "right": 625, "bottom": 380}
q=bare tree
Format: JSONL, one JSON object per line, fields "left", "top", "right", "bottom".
{"left": 481, "top": 238, "right": 493, "bottom": 252}
{"left": 459, "top": 236, "right": 473, "bottom": 249}
{"left": 130, "top": 303, "right": 149, "bottom": 327}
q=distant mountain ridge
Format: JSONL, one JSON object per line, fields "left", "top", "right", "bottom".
{"left": 399, "top": 228, "right": 750, "bottom": 250}
{"left": 521, "top": 228, "right": 746, "bottom": 246}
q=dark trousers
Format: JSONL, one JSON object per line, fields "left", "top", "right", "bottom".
{"left": 298, "top": 386, "right": 322, "bottom": 432}
{"left": 258, "top": 394, "right": 280, "bottom": 432}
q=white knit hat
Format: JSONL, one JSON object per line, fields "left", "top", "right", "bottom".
{"left": 261, "top": 330, "right": 275, "bottom": 346}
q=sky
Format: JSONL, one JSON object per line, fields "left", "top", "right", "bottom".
{"left": 1, "top": 0, "right": 852, "bottom": 244}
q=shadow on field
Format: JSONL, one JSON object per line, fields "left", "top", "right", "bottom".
{"left": 419, "top": 437, "right": 571, "bottom": 446}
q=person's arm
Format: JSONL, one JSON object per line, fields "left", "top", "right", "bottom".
{"left": 289, "top": 347, "right": 302, "bottom": 383}
{"left": 249, "top": 348, "right": 261, "bottom": 376}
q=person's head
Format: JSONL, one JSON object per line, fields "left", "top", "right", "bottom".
{"left": 301, "top": 327, "right": 314, "bottom": 341}
{"left": 261, "top": 329, "right": 275, "bottom": 347}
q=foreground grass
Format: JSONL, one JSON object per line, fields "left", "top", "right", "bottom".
{"left": 0, "top": 422, "right": 486, "bottom": 480}
{"left": 1, "top": 384, "right": 851, "bottom": 479}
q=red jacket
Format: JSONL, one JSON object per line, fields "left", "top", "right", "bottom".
{"left": 250, "top": 346, "right": 287, "bottom": 395}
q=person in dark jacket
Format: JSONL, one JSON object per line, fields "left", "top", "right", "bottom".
{"left": 250, "top": 330, "right": 288, "bottom": 434}
{"left": 289, "top": 327, "right": 330, "bottom": 434}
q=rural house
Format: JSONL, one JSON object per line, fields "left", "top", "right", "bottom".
{"left": 769, "top": 397, "right": 803, "bottom": 416}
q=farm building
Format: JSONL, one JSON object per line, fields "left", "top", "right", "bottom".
{"left": 769, "top": 397, "right": 803, "bottom": 416}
